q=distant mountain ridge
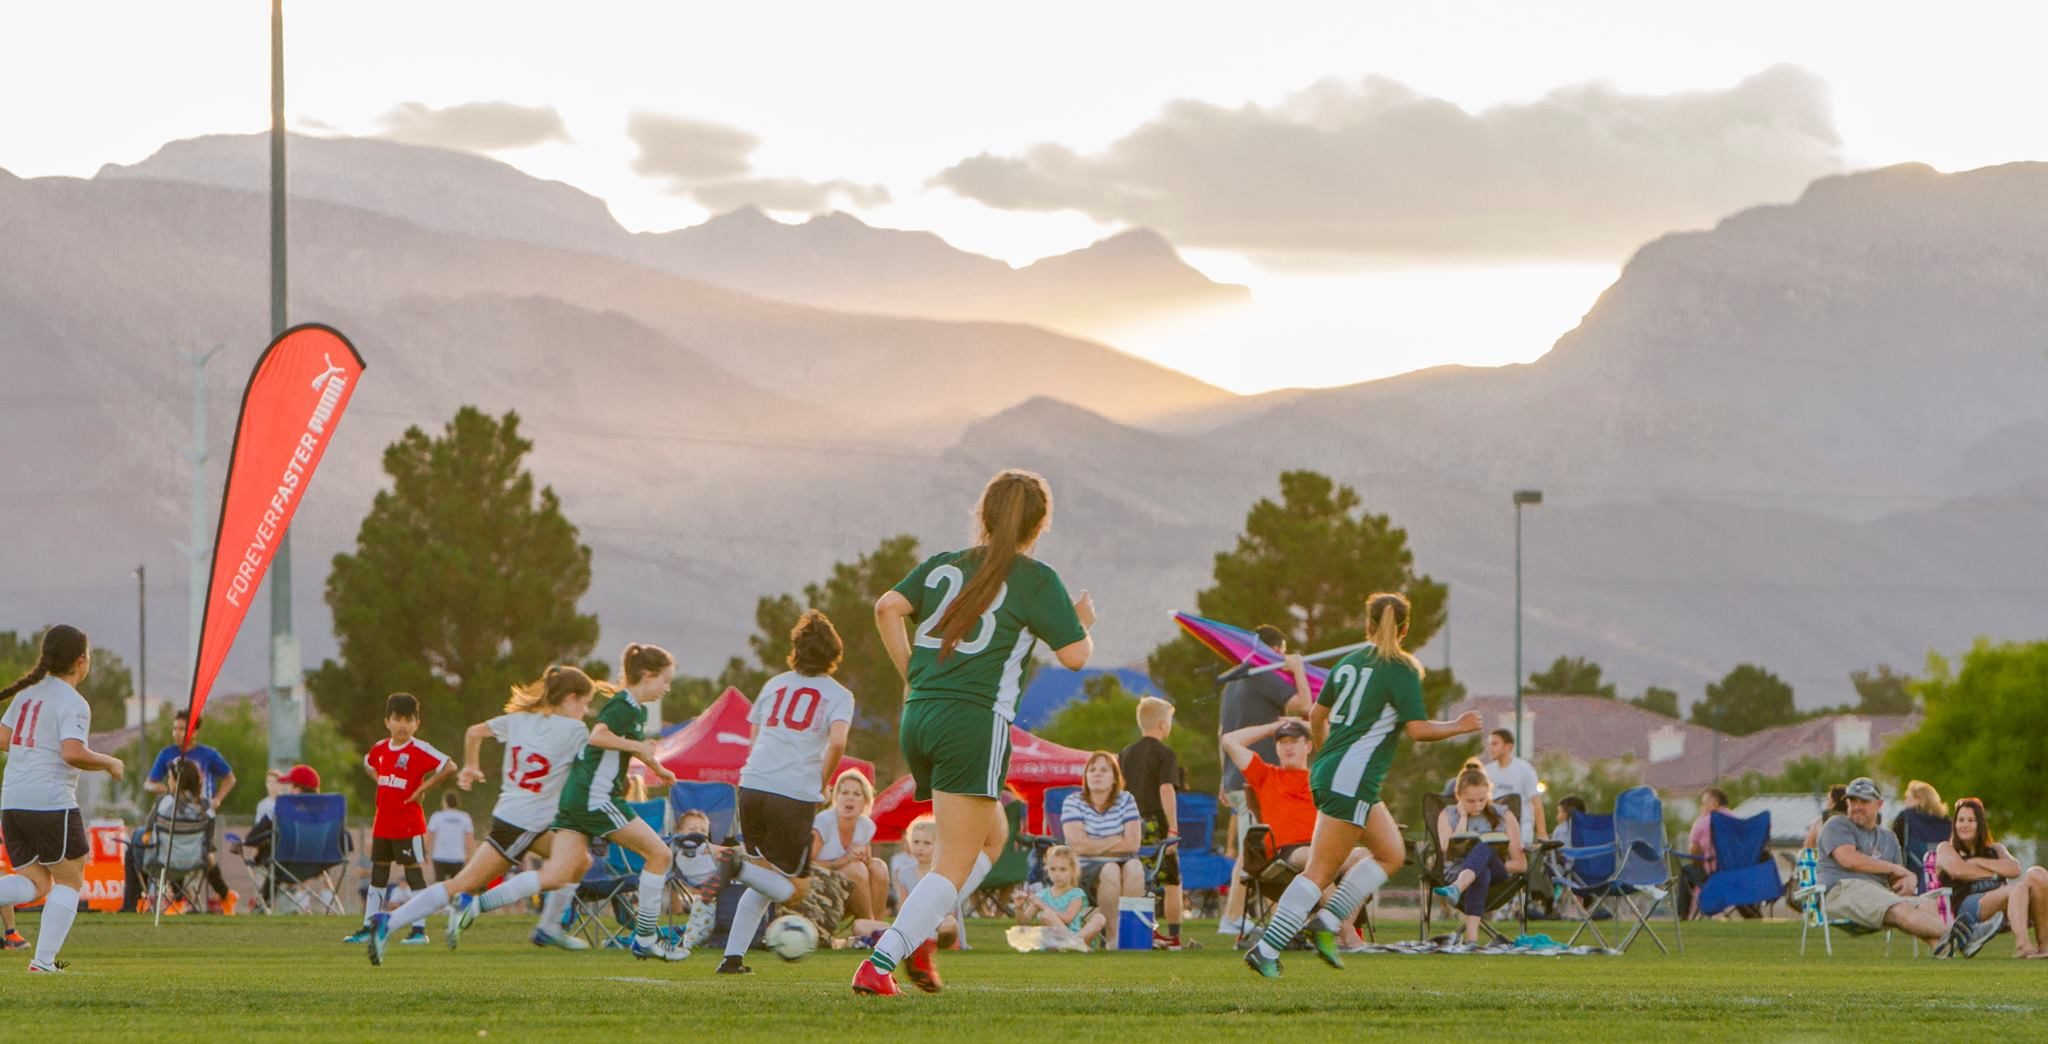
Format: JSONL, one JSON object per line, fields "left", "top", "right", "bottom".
{"left": 98, "top": 133, "right": 1247, "bottom": 338}
{"left": 6, "top": 148, "right": 2047, "bottom": 719}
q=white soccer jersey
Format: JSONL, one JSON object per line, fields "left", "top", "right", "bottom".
{"left": 486, "top": 711, "right": 591, "bottom": 832}
{"left": 738, "top": 672, "right": 855, "bottom": 803}
{"left": 1, "top": 676, "right": 93, "bottom": 811}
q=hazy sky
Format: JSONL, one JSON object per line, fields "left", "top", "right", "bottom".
{"left": 6, "top": 1, "right": 2046, "bottom": 392}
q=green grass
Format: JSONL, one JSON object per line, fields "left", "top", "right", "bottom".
{"left": 10, "top": 912, "right": 2046, "bottom": 1041}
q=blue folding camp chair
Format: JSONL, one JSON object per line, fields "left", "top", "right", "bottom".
{"left": 667, "top": 781, "right": 740, "bottom": 844}
{"left": 1793, "top": 846, "right": 1895, "bottom": 957}
{"left": 567, "top": 837, "right": 641, "bottom": 949}
{"left": 1170, "top": 792, "right": 1235, "bottom": 893}
{"left": 267, "top": 794, "right": 351, "bottom": 915}
{"left": 1560, "top": 786, "right": 1683, "bottom": 953}
{"left": 1680, "top": 810, "right": 1780, "bottom": 919}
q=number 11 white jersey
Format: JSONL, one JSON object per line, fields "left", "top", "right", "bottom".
{"left": 739, "top": 672, "right": 855, "bottom": 803}
{"left": 487, "top": 712, "right": 591, "bottom": 832}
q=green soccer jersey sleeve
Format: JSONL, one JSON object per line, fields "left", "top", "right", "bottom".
{"left": 891, "top": 554, "right": 941, "bottom": 603}
{"left": 1019, "top": 561, "right": 1087, "bottom": 651}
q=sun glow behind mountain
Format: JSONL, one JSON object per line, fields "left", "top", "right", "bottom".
{"left": 1095, "top": 260, "right": 1622, "bottom": 394}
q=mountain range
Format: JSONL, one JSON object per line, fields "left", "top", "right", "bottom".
{"left": 6, "top": 138, "right": 2047, "bottom": 716}
{"left": 97, "top": 134, "right": 1248, "bottom": 342}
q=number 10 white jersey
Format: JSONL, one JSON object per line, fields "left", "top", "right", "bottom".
{"left": 739, "top": 672, "right": 855, "bottom": 803}
{"left": 487, "top": 712, "right": 592, "bottom": 832}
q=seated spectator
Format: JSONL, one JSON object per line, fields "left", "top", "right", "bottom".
{"left": 811, "top": 769, "right": 888, "bottom": 923}
{"left": 1934, "top": 797, "right": 2048, "bottom": 957}
{"left": 1220, "top": 718, "right": 1319, "bottom": 871}
{"left": 1813, "top": 777, "right": 1947, "bottom": 947}
{"left": 148, "top": 760, "right": 236, "bottom": 913}
{"left": 876, "top": 815, "right": 955, "bottom": 945}
{"left": 1803, "top": 784, "right": 1850, "bottom": 851}
{"left": 1061, "top": 751, "right": 1144, "bottom": 946}
{"left": 1680, "top": 787, "right": 1726, "bottom": 918}
{"left": 235, "top": 764, "right": 320, "bottom": 909}
{"left": 122, "top": 711, "right": 238, "bottom": 913}
{"left": 1019, "top": 845, "right": 1105, "bottom": 949}
{"left": 1546, "top": 793, "right": 1591, "bottom": 919}
{"left": 1431, "top": 767, "right": 1526, "bottom": 945}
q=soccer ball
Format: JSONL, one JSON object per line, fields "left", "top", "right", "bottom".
{"left": 765, "top": 914, "right": 818, "bottom": 961}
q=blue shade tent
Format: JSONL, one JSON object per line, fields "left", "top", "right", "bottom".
{"left": 1012, "top": 667, "right": 1167, "bottom": 730}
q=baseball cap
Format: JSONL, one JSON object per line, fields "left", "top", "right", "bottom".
{"left": 280, "top": 764, "right": 321, "bottom": 790}
{"left": 1275, "top": 719, "right": 1310, "bottom": 740}
{"left": 1844, "top": 777, "right": 1882, "bottom": 802}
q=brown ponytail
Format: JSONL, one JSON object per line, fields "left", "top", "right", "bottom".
{"left": 620, "top": 643, "right": 675, "bottom": 686}
{"left": 506, "top": 664, "right": 600, "bottom": 714}
{"left": 935, "top": 470, "right": 1051, "bottom": 660}
{"left": 1365, "top": 593, "right": 1422, "bottom": 675}
{"left": 1, "top": 624, "right": 89, "bottom": 702}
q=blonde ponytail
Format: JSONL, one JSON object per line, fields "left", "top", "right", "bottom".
{"left": 1366, "top": 592, "right": 1423, "bottom": 675}
{"left": 505, "top": 664, "right": 598, "bottom": 714}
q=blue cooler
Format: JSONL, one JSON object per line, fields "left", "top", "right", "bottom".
{"left": 1116, "top": 897, "right": 1156, "bottom": 951}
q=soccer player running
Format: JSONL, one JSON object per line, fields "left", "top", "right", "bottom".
{"left": 1244, "top": 592, "right": 1482, "bottom": 978}
{"left": 369, "top": 665, "right": 597, "bottom": 965}
{"left": 701, "top": 609, "right": 856, "bottom": 975}
{"left": 852, "top": 469, "right": 1095, "bottom": 997}
{"left": 0, "top": 625, "right": 126, "bottom": 973}
{"left": 457, "top": 643, "right": 685, "bottom": 962}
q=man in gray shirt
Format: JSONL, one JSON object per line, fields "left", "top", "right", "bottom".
{"left": 1216, "top": 626, "right": 1310, "bottom": 937}
{"left": 1813, "top": 777, "right": 1954, "bottom": 947}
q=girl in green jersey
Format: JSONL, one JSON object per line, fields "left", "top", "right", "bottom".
{"left": 854, "top": 470, "right": 1096, "bottom": 997}
{"left": 1244, "top": 592, "right": 1482, "bottom": 978}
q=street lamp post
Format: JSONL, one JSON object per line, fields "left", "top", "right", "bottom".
{"left": 1513, "top": 489, "right": 1543, "bottom": 751}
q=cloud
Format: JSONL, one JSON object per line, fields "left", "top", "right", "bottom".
{"left": 932, "top": 65, "right": 1844, "bottom": 261}
{"left": 627, "top": 111, "right": 888, "bottom": 213}
{"left": 376, "top": 101, "right": 570, "bottom": 152}
{"left": 625, "top": 112, "right": 759, "bottom": 186}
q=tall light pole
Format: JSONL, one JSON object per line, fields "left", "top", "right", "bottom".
{"left": 266, "top": 0, "right": 304, "bottom": 769}
{"left": 133, "top": 565, "right": 146, "bottom": 729}
{"left": 1512, "top": 489, "right": 1543, "bottom": 751}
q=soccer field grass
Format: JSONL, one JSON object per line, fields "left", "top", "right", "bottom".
{"left": 12, "top": 913, "right": 2046, "bottom": 1041}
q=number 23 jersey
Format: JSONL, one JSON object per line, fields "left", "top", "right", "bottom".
{"left": 739, "top": 671, "right": 856, "bottom": 803}
{"left": 891, "top": 549, "right": 1087, "bottom": 721}
{"left": 1308, "top": 646, "right": 1425, "bottom": 807}
{"left": 487, "top": 712, "right": 592, "bottom": 833}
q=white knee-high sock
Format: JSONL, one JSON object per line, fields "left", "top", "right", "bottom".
{"left": 0, "top": 875, "right": 35, "bottom": 906}
{"left": 734, "top": 862, "right": 795, "bottom": 903}
{"left": 634, "top": 871, "right": 665, "bottom": 940}
{"left": 1255, "top": 874, "right": 1325, "bottom": 959}
{"left": 385, "top": 883, "right": 449, "bottom": 934}
{"left": 725, "top": 887, "right": 771, "bottom": 959}
{"left": 959, "top": 853, "right": 994, "bottom": 899}
{"left": 538, "top": 886, "right": 574, "bottom": 934}
{"left": 35, "top": 885, "right": 79, "bottom": 965}
{"left": 478, "top": 871, "right": 541, "bottom": 913}
{"left": 1323, "top": 859, "right": 1389, "bottom": 924}
{"left": 362, "top": 884, "right": 390, "bottom": 925}
{"left": 867, "top": 872, "right": 958, "bottom": 971}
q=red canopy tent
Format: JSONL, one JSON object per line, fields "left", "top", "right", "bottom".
{"left": 871, "top": 724, "right": 1091, "bottom": 843}
{"left": 633, "top": 687, "right": 875, "bottom": 786}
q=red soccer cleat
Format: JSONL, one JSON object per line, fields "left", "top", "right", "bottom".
{"left": 904, "top": 938, "right": 944, "bottom": 994}
{"left": 851, "top": 959, "right": 901, "bottom": 997}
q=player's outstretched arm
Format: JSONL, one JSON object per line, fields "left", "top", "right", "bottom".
{"left": 1404, "top": 711, "right": 1483, "bottom": 744}
{"left": 61, "top": 738, "right": 125, "bottom": 781}
{"left": 459, "top": 721, "right": 495, "bottom": 789}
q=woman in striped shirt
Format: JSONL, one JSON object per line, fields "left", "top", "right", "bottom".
{"left": 1060, "top": 751, "right": 1144, "bottom": 946}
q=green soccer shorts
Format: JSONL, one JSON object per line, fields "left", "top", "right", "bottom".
{"left": 552, "top": 798, "right": 637, "bottom": 839}
{"left": 901, "top": 697, "right": 1012, "bottom": 801}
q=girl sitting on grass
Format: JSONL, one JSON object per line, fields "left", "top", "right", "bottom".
{"left": 1020, "top": 846, "right": 1104, "bottom": 950}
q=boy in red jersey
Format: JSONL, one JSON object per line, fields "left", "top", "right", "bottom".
{"left": 345, "top": 693, "right": 454, "bottom": 944}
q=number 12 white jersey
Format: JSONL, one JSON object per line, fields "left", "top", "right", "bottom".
{"left": 487, "top": 712, "right": 591, "bottom": 832}
{"left": 739, "top": 672, "right": 855, "bottom": 803}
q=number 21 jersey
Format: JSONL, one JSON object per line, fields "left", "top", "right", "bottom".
{"left": 739, "top": 672, "right": 855, "bottom": 803}
{"left": 487, "top": 712, "right": 591, "bottom": 832}
{"left": 1308, "top": 646, "right": 1425, "bottom": 807}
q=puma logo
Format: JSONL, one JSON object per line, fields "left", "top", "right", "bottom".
{"left": 310, "top": 354, "right": 346, "bottom": 392}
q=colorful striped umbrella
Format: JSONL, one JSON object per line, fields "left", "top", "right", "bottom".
{"left": 1170, "top": 611, "right": 1332, "bottom": 698}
